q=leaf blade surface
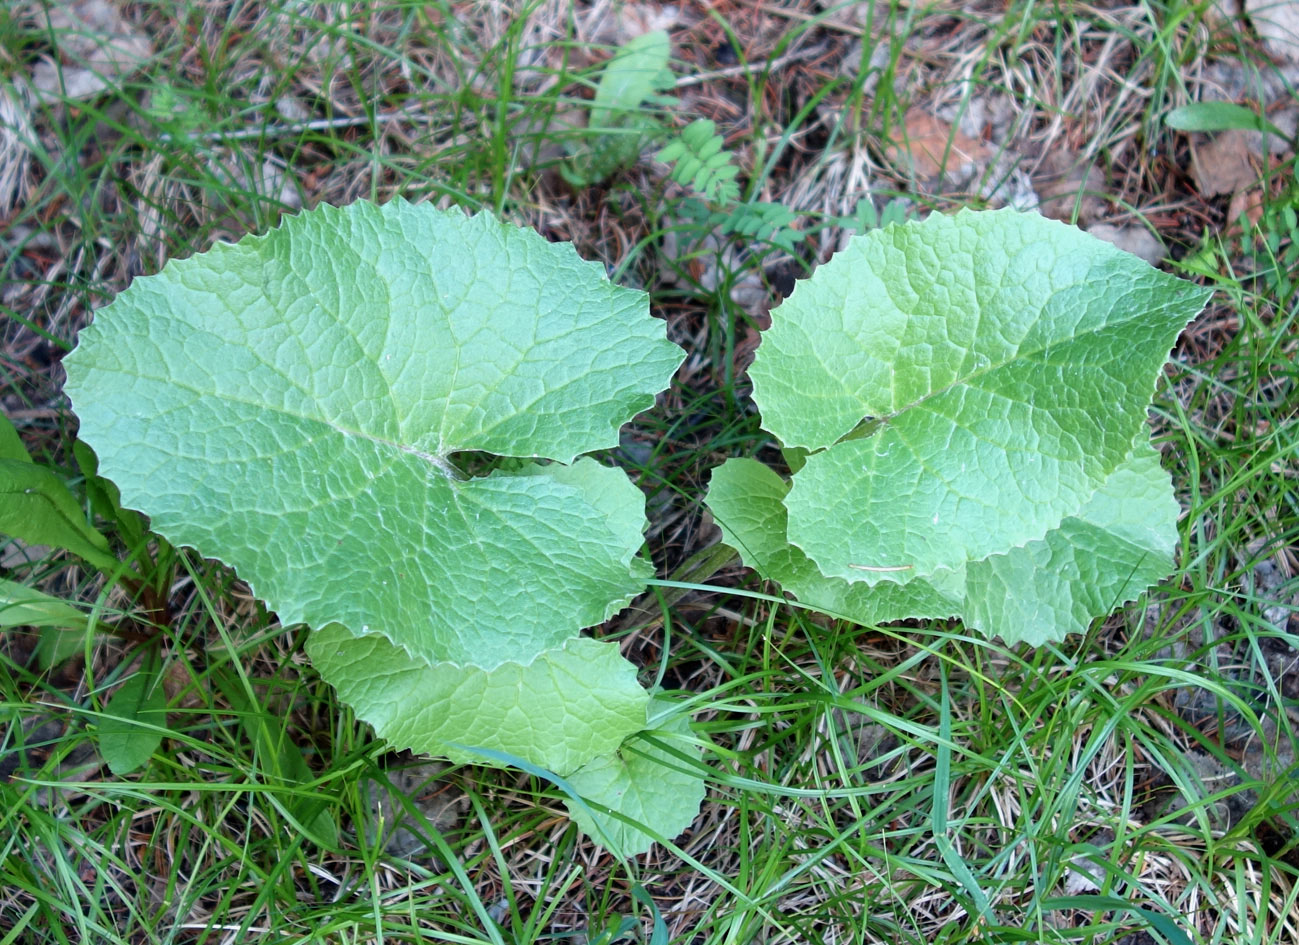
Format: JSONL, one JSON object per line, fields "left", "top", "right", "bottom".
{"left": 307, "top": 628, "right": 650, "bottom": 774}
{"left": 0, "top": 458, "right": 118, "bottom": 573}
{"left": 565, "top": 699, "right": 705, "bottom": 857}
{"left": 64, "top": 201, "right": 682, "bottom": 667}
{"left": 99, "top": 670, "right": 167, "bottom": 775}
{"left": 707, "top": 458, "right": 963, "bottom": 624}
{"left": 706, "top": 442, "right": 1180, "bottom": 644}
{"left": 749, "top": 209, "right": 1210, "bottom": 578}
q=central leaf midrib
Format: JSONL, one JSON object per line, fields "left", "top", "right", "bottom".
{"left": 113, "top": 367, "right": 465, "bottom": 479}
{"left": 871, "top": 293, "right": 1172, "bottom": 431}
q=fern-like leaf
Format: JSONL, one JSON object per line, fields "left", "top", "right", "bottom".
{"left": 722, "top": 201, "right": 805, "bottom": 253}
{"left": 657, "top": 119, "right": 741, "bottom": 205}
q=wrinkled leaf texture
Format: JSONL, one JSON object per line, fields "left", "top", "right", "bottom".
{"left": 64, "top": 200, "right": 698, "bottom": 846}
{"left": 712, "top": 209, "right": 1211, "bottom": 644}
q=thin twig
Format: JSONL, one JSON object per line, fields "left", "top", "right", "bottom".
{"left": 161, "top": 46, "right": 828, "bottom": 145}
{"left": 673, "top": 45, "right": 830, "bottom": 89}
{"left": 755, "top": 2, "right": 868, "bottom": 37}
{"left": 158, "top": 109, "right": 434, "bottom": 144}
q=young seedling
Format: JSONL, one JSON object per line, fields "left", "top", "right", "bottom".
{"left": 708, "top": 209, "right": 1213, "bottom": 646}
{"left": 63, "top": 199, "right": 702, "bottom": 855}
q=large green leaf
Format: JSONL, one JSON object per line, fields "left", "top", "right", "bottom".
{"left": 64, "top": 200, "right": 682, "bottom": 669}
{"left": 0, "top": 458, "right": 119, "bottom": 573}
{"left": 717, "top": 209, "right": 1210, "bottom": 645}
{"left": 64, "top": 201, "right": 691, "bottom": 837}
{"left": 747, "top": 209, "right": 1210, "bottom": 584}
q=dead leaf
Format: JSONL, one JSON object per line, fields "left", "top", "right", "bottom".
{"left": 30, "top": 0, "right": 154, "bottom": 104}
{"left": 1034, "top": 149, "right": 1108, "bottom": 224}
{"left": 1227, "top": 185, "right": 1266, "bottom": 228}
{"left": 887, "top": 108, "right": 990, "bottom": 184}
{"left": 1191, "top": 129, "right": 1260, "bottom": 197}
{"left": 1086, "top": 223, "right": 1166, "bottom": 266}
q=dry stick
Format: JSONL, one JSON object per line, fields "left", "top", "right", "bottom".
{"left": 672, "top": 45, "right": 829, "bottom": 88}
{"left": 655, "top": 541, "right": 741, "bottom": 610}
{"left": 160, "top": 45, "right": 831, "bottom": 146}
{"left": 755, "top": 3, "right": 868, "bottom": 36}
{"left": 157, "top": 109, "right": 435, "bottom": 144}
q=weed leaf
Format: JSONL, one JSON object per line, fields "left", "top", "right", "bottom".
{"left": 0, "top": 458, "right": 118, "bottom": 573}
{"left": 0, "top": 579, "right": 92, "bottom": 632}
{"left": 1165, "top": 102, "right": 1287, "bottom": 138}
{"left": 657, "top": 118, "right": 741, "bottom": 204}
{"left": 1, "top": 411, "right": 117, "bottom": 570}
{"left": 99, "top": 669, "right": 167, "bottom": 775}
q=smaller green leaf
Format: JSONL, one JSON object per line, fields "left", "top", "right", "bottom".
{"left": 99, "top": 669, "right": 168, "bottom": 775}
{"left": 0, "top": 458, "right": 119, "bottom": 573}
{"left": 680, "top": 119, "right": 712, "bottom": 149}
{"left": 0, "top": 579, "right": 92, "bottom": 631}
{"left": 73, "top": 441, "right": 146, "bottom": 549}
{"left": 567, "top": 30, "right": 673, "bottom": 186}
{"left": 630, "top": 884, "right": 670, "bottom": 945}
{"left": 565, "top": 697, "right": 705, "bottom": 857}
{"left": 695, "top": 133, "right": 723, "bottom": 160}
{"left": 1166, "top": 102, "right": 1287, "bottom": 139}
{"left": 0, "top": 413, "right": 32, "bottom": 463}
{"left": 656, "top": 139, "right": 687, "bottom": 163}
{"left": 590, "top": 31, "right": 674, "bottom": 125}
{"left": 308, "top": 629, "right": 650, "bottom": 775}
{"left": 657, "top": 119, "right": 741, "bottom": 205}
